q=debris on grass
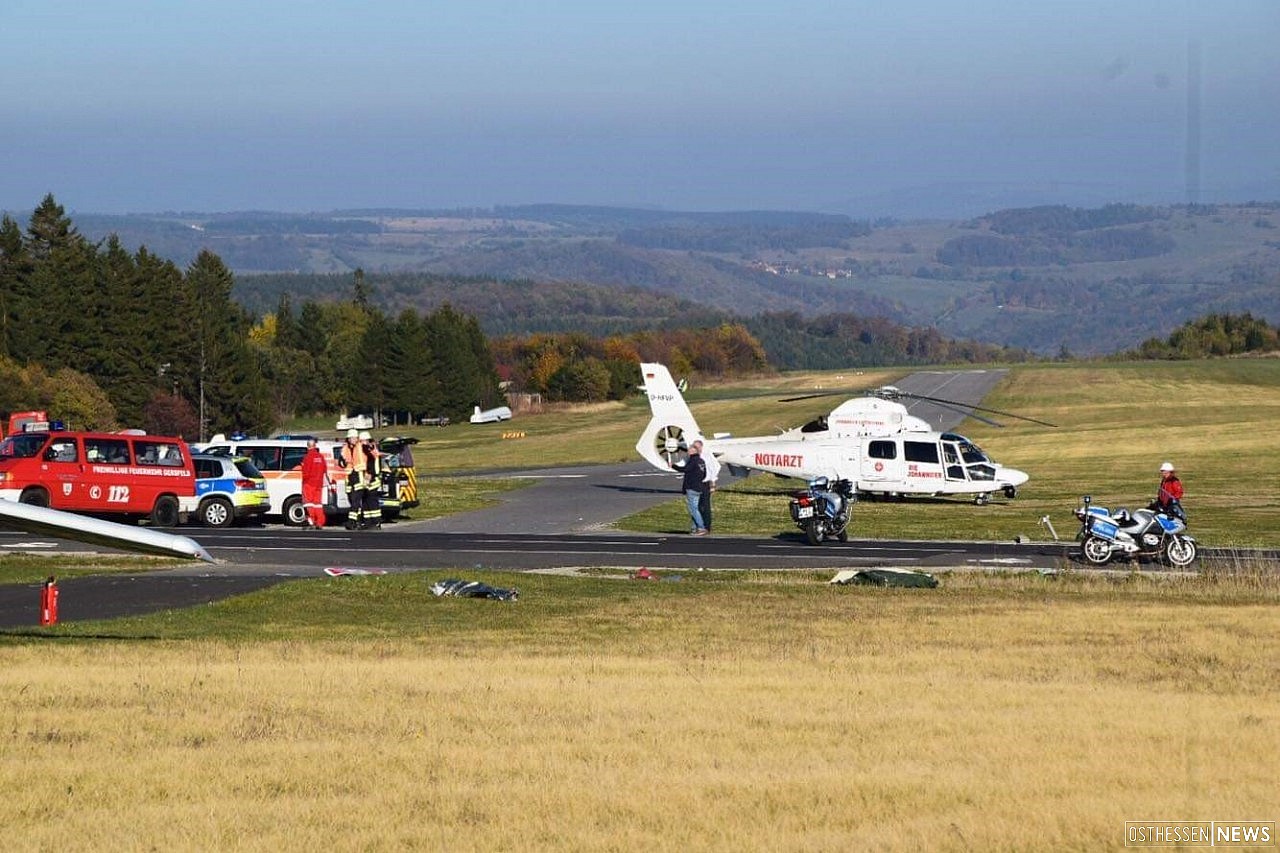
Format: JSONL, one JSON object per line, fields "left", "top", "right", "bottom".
{"left": 830, "top": 568, "right": 939, "bottom": 588}
{"left": 431, "top": 578, "right": 519, "bottom": 601}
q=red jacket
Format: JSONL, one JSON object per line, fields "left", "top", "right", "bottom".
{"left": 301, "top": 447, "right": 329, "bottom": 488}
{"left": 1157, "top": 475, "right": 1183, "bottom": 507}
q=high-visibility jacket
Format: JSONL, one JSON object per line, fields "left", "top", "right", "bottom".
{"left": 340, "top": 440, "right": 368, "bottom": 474}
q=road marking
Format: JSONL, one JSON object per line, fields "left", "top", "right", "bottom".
{"left": 507, "top": 474, "right": 587, "bottom": 479}
{"left": 758, "top": 543, "right": 955, "bottom": 554}
{"left": 202, "top": 544, "right": 873, "bottom": 562}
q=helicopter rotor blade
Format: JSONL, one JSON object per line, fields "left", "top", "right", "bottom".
{"left": 907, "top": 397, "right": 1004, "bottom": 428}
{"left": 777, "top": 391, "right": 844, "bottom": 403}
{"left": 897, "top": 392, "right": 1058, "bottom": 428}
{"left": 778, "top": 387, "right": 1057, "bottom": 428}
{"left": 778, "top": 386, "right": 902, "bottom": 403}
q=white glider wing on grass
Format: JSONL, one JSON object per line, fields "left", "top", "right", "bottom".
{"left": 0, "top": 498, "right": 214, "bottom": 562}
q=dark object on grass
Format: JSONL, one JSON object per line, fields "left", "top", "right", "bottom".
{"left": 431, "top": 578, "right": 519, "bottom": 601}
{"left": 830, "top": 569, "right": 939, "bottom": 588}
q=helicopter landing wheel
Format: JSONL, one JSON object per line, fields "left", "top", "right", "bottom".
{"left": 974, "top": 492, "right": 990, "bottom": 506}
{"left": 1003, "top": 485, "right": 1018, "bottom": 499}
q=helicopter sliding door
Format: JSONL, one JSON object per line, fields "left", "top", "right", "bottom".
{"left": 859, "top": 438, "right": 902, "bottom": 485}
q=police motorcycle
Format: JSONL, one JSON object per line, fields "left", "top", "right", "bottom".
{"left": 789, "top": 477, "right": 856, "bottom": 545}
{"left": 1073, "top": 495, "right": 1197, "bottom": 568}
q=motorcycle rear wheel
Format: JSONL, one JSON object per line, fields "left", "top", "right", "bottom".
{"left": 1163, "top": 536, "right": 1197, "bottom": 569}
{"left": 1081, "top": 535, "right": 1113, "bottom": 566}
{"left": 805, "top": 522, "right": 824, "bottom": 546}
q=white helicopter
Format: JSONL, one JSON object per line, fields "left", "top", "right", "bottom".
{"left": 635, "top": 363, "right": 1053, "bottom": 505}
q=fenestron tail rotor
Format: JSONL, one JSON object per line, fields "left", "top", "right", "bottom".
{"left": 655, "top": 424, "right": 688, "bottom": 469}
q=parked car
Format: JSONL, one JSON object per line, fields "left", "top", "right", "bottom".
{"left": 192, "top": 453, "right": 270, "bottom": 528}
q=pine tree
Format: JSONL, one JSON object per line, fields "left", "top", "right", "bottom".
{"left": 427, "top": 303, "right": 501, "bottom": 418}
{"left": 179, "top": 250, "right": 273, "bottom": 438}
{"left": 21, "top": 195, "right": 96, "bottom": 366}
{"left": 350, "top": 308, "right": 393, "bottom": 419}
{"left": 274, "top": 293, "right": 299, "bottom": 350}
{"left": 0, "top": 215, "right": 32, "bottom": 359}
{"left": 387, "top": 309, "right": 439, "bottom": 419}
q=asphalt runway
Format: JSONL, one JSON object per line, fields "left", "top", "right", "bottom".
{"left": 0, "top": 368, "right": 1075, "bottom": 628}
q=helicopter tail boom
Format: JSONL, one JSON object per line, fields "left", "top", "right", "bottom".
{"left": 636, "top": 363, "right": 703, "bottom": 472}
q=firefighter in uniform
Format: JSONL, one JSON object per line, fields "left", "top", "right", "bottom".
{"left": 360, "top": 431, "right": 383, "bottom": 529}
{"left": 340, "top": 428, "right": 368, "bottom": 529}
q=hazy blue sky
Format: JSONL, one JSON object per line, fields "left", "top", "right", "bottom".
{"left": 2, "top": 1, "right": 1277, "bottom": 217}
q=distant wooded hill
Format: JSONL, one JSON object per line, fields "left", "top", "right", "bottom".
{"left": 233, "top": 273, "right": 734, "bottom": 338}
{"left": 58, "top": 201, "right": 1280, "bottom": 355}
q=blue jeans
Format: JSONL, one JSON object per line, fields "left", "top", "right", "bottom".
{"left": 685, "top": 489, "right": 706, "bottom": 532}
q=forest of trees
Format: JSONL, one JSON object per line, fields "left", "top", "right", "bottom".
{"left": 982, "top": 203, "right": 1165, "bottom": 235}
{"left": 490, "top": 324, "right": 770, "bottom": 402}
{"left": 935, "top": 228, "right": 1174, "bottom": 268}
{"left": 743, "top": 312, "right": 1034, "bottom": 370}
{"left": 1126, "top": 312, "right": 1280, "bottom": 359}
{"left": 0, "top": 196, "right": 500, "bottom": 437}
{"left": 234, "top": 270, "right": 730, "bottom": 338}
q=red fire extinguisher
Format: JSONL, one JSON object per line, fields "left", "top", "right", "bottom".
{"left": 39, "top": 576, "right": 58, "bottom": 626}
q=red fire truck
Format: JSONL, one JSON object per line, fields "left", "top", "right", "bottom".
{"left": 0, "top": 428, "right": 197, "bottom": 526}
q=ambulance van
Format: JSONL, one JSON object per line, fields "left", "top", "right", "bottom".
{"left": 0, "top": 430, "right": 197, "bottom": 526}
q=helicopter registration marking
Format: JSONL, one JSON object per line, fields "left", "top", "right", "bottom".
{"left": 754, "top": 453, "right": 803, "bottom": 468}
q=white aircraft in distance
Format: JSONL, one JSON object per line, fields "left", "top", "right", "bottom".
{"left": 470, "top": 404, "right": 513, "bottom": 424}
{"left": 635, "top": 363, "right": 1052, "bottom": 505}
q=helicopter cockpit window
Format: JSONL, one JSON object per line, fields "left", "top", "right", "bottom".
{"left": 943, "top": 434, "right": 991, "bottom": 464}
{"left": 868, "top": 440, "right": 896, "bottom": 460}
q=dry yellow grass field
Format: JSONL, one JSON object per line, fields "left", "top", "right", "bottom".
{"left": 3, "top": 571, "right": 1277, "bottom": 851}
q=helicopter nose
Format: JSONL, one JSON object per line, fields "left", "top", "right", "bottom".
{"left": 1000, "top": 467, "right": 1030, "bottom": 486}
